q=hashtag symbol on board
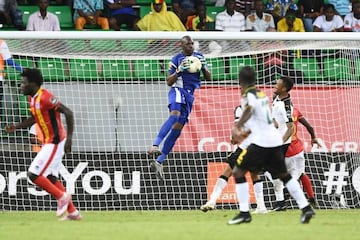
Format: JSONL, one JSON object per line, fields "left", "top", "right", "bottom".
{"left": 323, "top": 163, "right": 349, "bottom": 194}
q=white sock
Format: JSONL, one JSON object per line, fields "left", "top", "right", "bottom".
{"left": 273, "top": 178, "right": 285, "bottom": 201}
{"left": 254, "top": 181, "right": 266, "bottom": 209}
{"left": 285, "top": 178, "right": 309, "bottom": 209}
{"left": 236, "top": 182, "right": 249, "bottom": 212}
{"left": 208, "top": 177, "right": 228, "bottom": 204}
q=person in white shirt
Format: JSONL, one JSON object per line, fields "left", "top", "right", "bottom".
{"left": 271, "top": 76, "right": 295, "bottom": 211}
{"left": 227, "top": 66, "right": 314, "bottom": 225}
{"left": 344, "top": 1, "right": 360, "bottom": 32}
{"left": 313, "top": 3, "right": 344, "bottom": 32}
{"left": 26, "top": 0, "right": 60, "bottom": 31}
{"left": 215, "top": 0, "right": 245, "bottom": 31}
{"left": 246, "top": 0, "right": 275, "bottom": 31}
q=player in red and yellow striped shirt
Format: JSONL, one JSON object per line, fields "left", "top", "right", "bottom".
{"left": 5, "top": 68, "right": 81, "bottom": 220}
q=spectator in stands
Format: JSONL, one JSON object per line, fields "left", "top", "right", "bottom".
{"left": 0, "top": 0, "right": 24, "bottom": 30}
{"left": 73, "top": 0, "right": 109, "bottom": 30}
{"left": 26, "top": 0, "right": 61, "bottom": 31}
{"left": 185, "top": 5, "right": 214, "bottom": 31}
{"left": 215, "top": 0, "right": 245, "bottom": 31}
{"left": 172, "top": 0, "right": 205, "bottom": 24}
{"left": 344, "top": 1, "right": 360, "bottom": 32}
{"left": 265, "top": 0, "right": 298, "bottom": 26}
{"left": 327, "top": 0, "right": 351, "bottom": 18}
{"left": 298, "top": 0, "right": 324, "bottom": 32}
{"left": 235, "top": 0, "right": 253, "bottom": 17}
{"left": 277, "top": 9, "right": 305, "bottom": 32}
{"left": 136, "top": 0, "right": 186, "bottom": 31}
{"left": 313, "top": 4, "right": 344, "bottom": 32}
{"left": 246, "top": 0, "right": 275, "bottom": 31}
{"left": 105, "top": 0, "right": 138, "bottom": 31}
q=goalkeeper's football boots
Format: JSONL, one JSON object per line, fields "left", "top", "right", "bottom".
{"left": 148, "top": 146, "right": 162, "bottom": 159}
{"left": 150, "top": 160, "right": 164, "bottom": 180}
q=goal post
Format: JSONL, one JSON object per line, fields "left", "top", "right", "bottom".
{"left": 0, "top": 31, "right": 359, "bottom": 211}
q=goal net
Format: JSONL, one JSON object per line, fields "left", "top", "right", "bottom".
{"left": 0, "top": 32, "right": 359, "bottom": 211}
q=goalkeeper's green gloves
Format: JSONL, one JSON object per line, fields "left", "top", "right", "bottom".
{"left": 176, "top": 60, "right": 190, "bottom": 74}
{"left": 199, "top": 57, "right": 207, "bottom": 70}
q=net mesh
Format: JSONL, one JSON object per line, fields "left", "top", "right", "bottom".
{"left": 0, "top": 33, "right": 359, "bottom": 211}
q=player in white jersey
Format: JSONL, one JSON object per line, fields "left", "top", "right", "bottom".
{"left": 271, "top": 76, "right": 294, "bottom": 211}
{"left": 200, "top": 105, "right": 267, "bottom": 214}
{"left": 227, "top": 66, "right": 314, "bottom": 225}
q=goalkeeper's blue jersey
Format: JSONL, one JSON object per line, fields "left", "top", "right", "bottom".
{"left": 168, "top": 50, "right": 205, "bottom": 94}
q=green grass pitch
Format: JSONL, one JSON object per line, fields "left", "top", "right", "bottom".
{"left": 1, "top": 210, "right": 359, "bottom": 240}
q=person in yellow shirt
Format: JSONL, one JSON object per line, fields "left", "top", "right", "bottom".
{"left": 136, "top": 0, "right": 186, "bottom": 31}
{"left": 277, "top": 9, "right": 305, "bottom": 32}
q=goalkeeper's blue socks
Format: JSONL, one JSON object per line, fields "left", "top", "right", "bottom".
{"left": 153, "top": 115, "right": 178, "bottom": 146}
{"left": 157, "top": 128, "right": 181, "bottom": 164}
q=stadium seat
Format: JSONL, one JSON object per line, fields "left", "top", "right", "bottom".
{"left": 5, "top": 57, "right": 35, "bottom": 83}
{"left": 206, "top": 6, "right": 225, "bottom": 21}
{"left": 18, "top": 95, "right": 30, "bottom": 118}
{"left": 47, "top": 5, "right": 74, "bottom": 29}
{"left": 139, "top": 6, "right": 152, "bottom": 18}
{"left": 102, "top": 59, "right": 132, "bottom": 80}
{"left": 206, "top": 58, "right": 227, "bottom": 81}
{"left": 228, "top": 57, "right": 256, "bottom": 80}
{"left": 37, "top": 58, "right": 68, "bottom": 82}
{"left": 18, "top": 5, "right": 38, "bottom": 28}
{"left": 292, "top": 57, "right": 322, "bottom": 81}
{"left": 69, "top": 59, "right": 99, "bottom": 81}
{"left": 132, "top": 59, "right": 165, "bottom": 81}
{"left": 322, "top": 58, "right": 352, "bottom": 81}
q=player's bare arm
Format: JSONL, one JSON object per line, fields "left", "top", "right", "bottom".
{"left": 57, "top": 103, "right": 74, "bottom": 153}
{"left": 283, "top": 121, "right": 294, "bottom": 143}
{"left": 299, "top": 117, "right": 321, "bottom": 147}
{"left": 5, "top": 116, "right": 35, "bottom": 133}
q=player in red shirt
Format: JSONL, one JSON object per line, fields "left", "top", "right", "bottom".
{"left": 285, "top": 107, "right": 321, "bottom": 207}
{"left": 5, "top": 68, "right": 81, "bottom": 220}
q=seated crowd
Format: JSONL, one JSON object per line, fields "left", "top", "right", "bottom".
{"left": 0, "top": 0, "right": 360, "bottom": 32}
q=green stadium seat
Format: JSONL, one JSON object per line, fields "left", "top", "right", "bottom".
{"left": 292, "top": 58, "right": 322, "bottom": 81}
{"left": 132, "top": 59, "right": 165, "bottom": 81}
{"left": 139, "top": 6, "right": 152, "bottom": 18}
{"left": 69, "top": 59, "right": 99, "bottom": 81}
{"left": 18, "top": 95, "right": 30, "bottom": 118}
{"left": 206, "top": 6, "right": 225, "bottom": 21}
{"left": 102, "top": 59, "right": 132, "bottom": 80}
{"left": 47, "top": 5, "right": 73, "bottom": 29}
{"left": 65, "top": 40, "right": 88, "bottom": 52}
{"left": 121, "top": 40, "right": 148, "bottom": 51}
{"left": 5, "top": 57, "right": 35, "bottom": 83}
{"left": 228, "top": 57, "right": 256, "bottom": 80}
{"left": 323, "top": 58, "right": 352, "bottom": 81}
{"left": 206, "top": 58, "right": 227, "bottom": 81}
{"left": 37, "top": 58, "right": 68, "bottom": 82}
{"left": 18, "top": 5, "right": 38, "bottom": 27}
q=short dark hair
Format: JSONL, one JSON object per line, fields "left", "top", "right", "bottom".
{"left": 280, "top": 76, "right": 293, "bottom": 92}
{"left": 21, "top": 68, "right": 44, "bottom": 86}
{"left": 239, "top": 66, "right": 256, "bottom": 85}
{"left": 323, "top": 4, "right": 336, "bottom": 12}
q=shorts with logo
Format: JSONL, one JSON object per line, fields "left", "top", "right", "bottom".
{"left": 226, "top": 147, "right": 245, "bottom": 169}
{"left": 28, "top": 139, "right": 65, "bottom": 177}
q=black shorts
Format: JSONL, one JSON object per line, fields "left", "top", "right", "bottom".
{"left": 226, "top": 147, "right": 245, "bottom": 169}
{"left": 281, "top": 143, "right": 290, "bottom": 156}
{"left": 238, "top": 143, "right": 287, "bottom": 178}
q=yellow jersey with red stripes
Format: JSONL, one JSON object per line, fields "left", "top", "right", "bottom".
{"left": 29, "top": 88, "right": 66, "bottom": 144}
{"left": 285, "top": 107, "right": 304, "bottom": 157}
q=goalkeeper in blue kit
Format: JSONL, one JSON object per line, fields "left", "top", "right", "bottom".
{"left": 148, "top": 35, "right": 211, "bottom": 180}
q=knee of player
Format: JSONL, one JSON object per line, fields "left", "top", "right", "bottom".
{"left": 27, "top": 171, "right": 38, "bottom": 182}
